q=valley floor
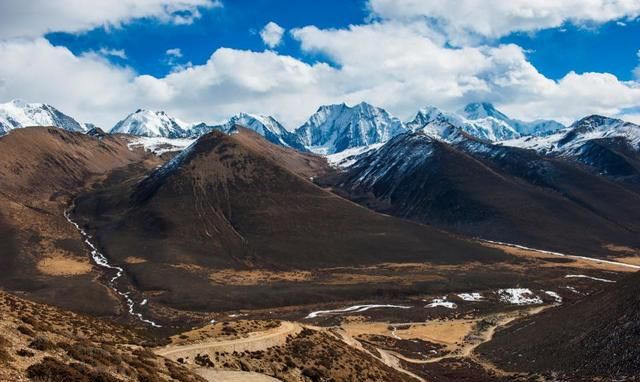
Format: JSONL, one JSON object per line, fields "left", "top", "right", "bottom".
{"left": 148, "top": 242, "right": 638, "bottom": 382}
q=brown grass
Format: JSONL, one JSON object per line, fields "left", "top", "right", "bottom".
{"left": 36, "top": 254, "right": 92, "bottom": 276}
{"left": 209, "top": 269, "right": 313, "bottom": 286}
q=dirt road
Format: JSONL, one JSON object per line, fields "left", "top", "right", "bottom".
{"left": 155, "top": 321, "right": 301, "bottom": 360}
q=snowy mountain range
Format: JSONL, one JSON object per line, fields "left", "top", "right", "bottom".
{"left": 0, "top": 99, "right": 85, "bottom": 135}
{"left": 406, "top": 103, "right": 564, "bottom": 142}
{"left": 501, "top": 115, "right": 640, "bottom": 154}
{"left": 3, "top": 99, "right": 637, "bottom": 172}
{"left": 294, "top": 102, "right": 405, "bottom": 154}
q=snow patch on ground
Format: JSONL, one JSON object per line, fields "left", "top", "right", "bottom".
{"left": 424, "top": 296, "right": 457, "bottom": 309}
{"left": 305, "top": 304, "right": 411, "bottom": 319}
{"left": 496, "top": 288, "right": 543, "bottom": 305}
{"left": 457, "top": 292, "right": 483, "bottom": 302}
{"left": 565, "top": 274, "right": 616, "bottom": 283}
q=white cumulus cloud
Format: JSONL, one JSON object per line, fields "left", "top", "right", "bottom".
{"left": 97, "top": 47, "right": 127, "bottom": 59}
{"left": 368, "top": 0, "right": 640, "bottom": 43}
{"left": 1, "top": 0, "right": 640, "bottom": 130}
{"left": 0, "top": 0, "right": 222, "bottom": 39}
{"left": 260, "top": 21, "right": 285, "bottom": 48}
{"left": 166, "top": 48, "right": 183, "bottom": 58}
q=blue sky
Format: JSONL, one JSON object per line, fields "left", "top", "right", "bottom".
{"left": 1, "top": 0, "right": 639, "bottom": 128}
{"left": 46, "top": 1, "right": 640, "bottom": 80}
{"left": 502, "top": 20, "right": 640, "bottom": 81}
{"left": 47, "top": 0, "right": 370, "bottom": 77}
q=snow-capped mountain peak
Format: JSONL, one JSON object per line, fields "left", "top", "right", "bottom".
{"left": 462, "top": 102, "right": 510, "bottom": 121}
{"left": 407, "top": 105, "right": 519, "bottom": 142}
{"left": 0, "top": 99, "right": 85, "bottom": 135}
{"left": 213, "top": 112, "right": 307, "bottom": 151}
{"left": 407, "top": 103, "right": 564, "bottom": 143}
{"left": 110, "top": 109, "right": 190, "bottom": 138}
{"left": 501, "top": 114, "right": 640, "bottom": 153}
{"left": 295, "top": 102, "right": 406, "bottom": 154}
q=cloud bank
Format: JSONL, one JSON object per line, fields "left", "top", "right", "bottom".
{"left": 0, "top": 0, "right": 639, "bottom": 129}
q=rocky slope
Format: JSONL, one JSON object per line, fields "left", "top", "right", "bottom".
{"left": 323, "top": 130, "right": 640, "bottom": 258}
{"left": 196, "top": 113, "right": 308, "bottom": 151}
{"left": 479, "top": 271, "right": 640, "bottom": 379}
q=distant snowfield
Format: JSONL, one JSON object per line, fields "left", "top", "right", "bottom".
{"left": 127, "top": 136, "right": 195, "bottom": 155}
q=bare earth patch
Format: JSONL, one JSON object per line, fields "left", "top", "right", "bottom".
{"left": 603, "top": 244, "right": 639, "bottom": 255}
{"left": 125, "top": 256, "right": 148, "bottom": 264}
{"left": 36, "top": 254, "right": 92, "bottom": 276}
{"left": 612, "top": 256, "right": 640, "bottom": 266}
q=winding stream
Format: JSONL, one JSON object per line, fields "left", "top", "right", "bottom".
{"left": 64, "top": 206, "right": 161, "bottom": 327}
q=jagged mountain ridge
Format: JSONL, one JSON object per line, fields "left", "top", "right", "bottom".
{"left": 194, "top": 112, "right": 308, "bottom": 151}
{"left": 0, "top": 99, "right": 85, "bottom": 135}
{"left": 295, "top": 102, "right": 406, "bottom": 154}
{"left": 406, "top": 103, "right": 564, "bottom": 143}
{"left": 501, "top": 115, "right": 640, "bottom": 185}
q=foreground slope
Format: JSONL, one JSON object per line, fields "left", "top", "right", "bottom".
{"left": 325, "top": 130, "right": 640, "bottom": 258}
{"left": 73, "top": 127, "right": 509, "bottom": 314}
{"left": 0, "top": 127, "right": 154, "bottom": 316}
{"left": 478, "top": 271, "right": 640, "bottom": 379}
{"left": 0, "top": 290, "right": 203, "bottom": 382}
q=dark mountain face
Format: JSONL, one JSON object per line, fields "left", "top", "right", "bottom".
{"left": 324, "top": 132, "right": 640, "bottom": 258}
{"left": 73, "top": 128, "right": 510, "bottom": 313}
{"left": 562, "top": 137, "right": 640, "bottom": 189}
{"left": 478, "top": 271, "right": 640, "bottom": 378}
{"left": 0, "top": 127, "right": 155, "bottom": 316}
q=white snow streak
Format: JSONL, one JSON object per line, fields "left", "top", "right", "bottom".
{"left": 565, "top": 274, "right": 616, "bottom": 283}
{"left": 305, "top": 304, "right": 411, "bottom": 319}
{"left": 481, "top": 239, "right": 640, "bottom": 270}
{"left": 64, "top": 207, "right": 161, "bottom": 327}
{"left": 544, "top": 291, "right": 563, "bottom": 303}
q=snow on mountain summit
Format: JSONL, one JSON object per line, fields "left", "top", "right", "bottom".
{"left": 208, "top": 112, "right": 308, "bottom": 151}
{"left": 110, "top": 109, "right": 191, "bottom": 138}
{"left": 407, "top": 103, "right": 564, "bottom": 142}
{"left": 295, "top": 102, "right": 406, "bottom": 154}
{"left": 0, "top": 99, "right": 85, "bottom": 135}
{"left": 462, "top": 102, "right": 564, "bottom": 137}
